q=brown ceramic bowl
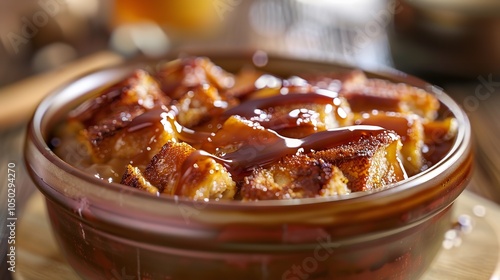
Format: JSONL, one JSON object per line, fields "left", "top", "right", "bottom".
{"left": 24, "top": 54, "right": 473, "bottom": 280}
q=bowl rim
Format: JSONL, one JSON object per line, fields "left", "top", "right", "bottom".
{"left": 26, "top": 51, "right": 472, "bottom": 210}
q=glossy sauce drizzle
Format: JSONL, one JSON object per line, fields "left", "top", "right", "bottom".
{"left": 126, "top": 108, "right": 166, "bottom": 133}
{"left": 223, "top": 88, "right": 340, "bottom": 119}
{"left": 124, "top": 88, "right": 387, "bottom": 182}
{"left": 181, "top": 125, "right": 386, "bottom": 180}
{"left": 125, "top": 107, "right": 212, "bottom": 144}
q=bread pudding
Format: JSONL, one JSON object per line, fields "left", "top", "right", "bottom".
{"left": 52, "top": 57, "right": 457, "bottom": 201}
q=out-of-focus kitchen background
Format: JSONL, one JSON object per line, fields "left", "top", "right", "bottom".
{"left": 0, "top": 0, "right": 395, "bottom": 88}
{"left": 2, "top": 0, "right": 500, "bottom": 87}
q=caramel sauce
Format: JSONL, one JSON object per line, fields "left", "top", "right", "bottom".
{"left": 122, "top": 88, "right": 386, "bottom": 181}
{"left": 228, "top": 93, "right": 348, "bottom": 134}
{"left": 68, "top": 87, "right": 123, "bottom": 123}
{"left": 182, "top": 125, "right": 386, "bottom": 180}
{"left": 343, "top": 94, "right": 401, "bottom": 114}
{"left": 131, "top": 88, "right": 349, "bottom": 148}
{"left": 222, "top": 88, "right": 339, "bottom": 119}
{"left": 222, "top": 125, "right": 385, "bottom": 173}
{"left": 125, "top": 108, "right": 167, "bottom": 133}
{"left": 57, "top": 59, "right": 453, "bottom": 201}
{"left": 355, "top": 112, "right": 415, "bottom": 141}
{"left": 125, "top": 107, "right": 212, "bottom": 144}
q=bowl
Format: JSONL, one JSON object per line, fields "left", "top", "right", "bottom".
{"left": 24, "top": 53, "right": 473, "bottom": 280}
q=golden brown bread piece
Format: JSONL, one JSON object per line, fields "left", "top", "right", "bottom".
{"left": 340, "top": 78, "right": 440, "bottom": 121}
{"left": 70, "top": 69, "right": 169, "bottom": 134}
{"left": 121, "top": 165, "right": 160, "bottom": 195}
{"left": 73, "top": 110, "right": 175, "bottom": 174}
{"left": 156, "top": 57, "right": 235, "bottom": 100}
{"left": 239, "top": 128, "right": 405, "bottom": 199}
{"left": 156, "top": 57, "right": 240, "bottom": 129}
{"left": 175, "top": 152, "right": 236, "bottom": 200}
{"left": 200, "top": 115, "right": 279, "bottom": 156}
{"left": 241, "top": 154, "right": 349, "bottom": 201}
{"left": 142, "top": 141, "right": 196, "bottom": 194}
{"left": 176, "top": 83, "right": 229, "bottom": 128}
{"left": 311, "top": 130, "right": 406, "bottom": 192}
{"left": 423, "top": 117, "right": 458, "bottom": 144}
{"left": 94, "top": 113, "right": 175, "bottom": 168}
{"left": 122, "top": 141, "right": 236, "bottom": 200}
{"left": 354, "top": 112, "right": 424, "bottom": 176}
{"left": 301, "top": 70, "right": 368, "bottom": 93}
{"left": 305, "top": 70, "right": 441, "bottom": 176}
{"left": 68, "top": 70, "right": 171, "bottom": 165}
{"left": 249, "top": 100, "right": 353, "bottom": 138}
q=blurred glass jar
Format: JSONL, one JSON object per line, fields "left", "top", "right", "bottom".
{"left": 112, "top": 0, "right": 224, "bottom": 36}
{"left": 109, "top": 0, "right": 245, "bottom": 57}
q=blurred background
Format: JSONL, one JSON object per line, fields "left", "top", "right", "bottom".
{"left": 1, "top": 0, "right": 500, "bottom": 87}
{"left": 0, "top": 0, "right": 110, "bottom": 86}
{"left": 0, "top": 0, "right": 400, "bottom": 87}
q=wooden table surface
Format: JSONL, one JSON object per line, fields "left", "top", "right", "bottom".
{"left": 1, "top": 51, "right": 500, "bottom": 279}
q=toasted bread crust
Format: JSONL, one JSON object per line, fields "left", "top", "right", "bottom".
{"left": 354, "top": 112, "right": 424, "bottom": 176}
{"left": 71, "top": 69, "right": 169, "bottom": 140}
{"left": 241, "top": 154, "right": 349, "bottom": 201}
{"left": 312, "top": 130, "right": 406, "bottom": 191}
{"left": 122, "top": 165, "right": 159, "bottom": 195}
{"left": 143, "top": 142, "right": 196, "bottom": 194}
{"left": 69, "top": 70, "right": 171, "bottom": 165}
{"left": 122, "top": 141, "right": 236, "bottom": 200}
{"left": 156, "top": 57, "right": 235, "bottom": 100}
